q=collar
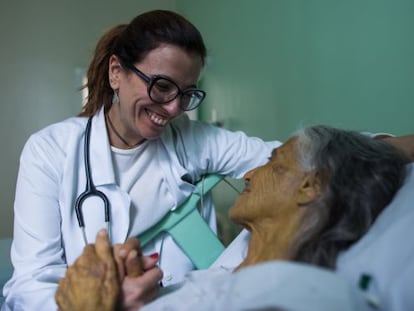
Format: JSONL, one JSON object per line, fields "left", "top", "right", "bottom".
{"left": 88, "top": 107, "right": 116, "bottom": 186}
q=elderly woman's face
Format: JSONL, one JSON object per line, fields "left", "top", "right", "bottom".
{"left": 230, "top": 138, "right": 308, "bottom": 226}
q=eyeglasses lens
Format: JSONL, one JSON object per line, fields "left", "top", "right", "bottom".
{"left": 149, "top": 78, "right": 204, "bottom": 111}
{"left": 150, "top": 78, "right": 177, "bottom": 102}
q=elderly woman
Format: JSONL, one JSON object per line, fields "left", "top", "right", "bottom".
{"left": 231, "top": 125, "right": 406, "bottom": 271}
{"left": 55, "top": 125, "right": 407, "bottom": 311}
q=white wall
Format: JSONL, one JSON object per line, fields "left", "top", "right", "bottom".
{"left": 0, "top": 0, "right": 176, "bottom": 237}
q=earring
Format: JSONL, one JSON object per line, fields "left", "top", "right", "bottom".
{"left": 112, "top": 90, "right": 120, "bottom": 105}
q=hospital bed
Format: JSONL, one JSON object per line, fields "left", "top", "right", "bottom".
{"left": 1, "top": 165, "right": 413, "bottom": 310}
{"left": 336, "top": 163, "right": 414, "bottom": 310}
{"left": 138, "top": 166, "right": 414, "bottom": 310}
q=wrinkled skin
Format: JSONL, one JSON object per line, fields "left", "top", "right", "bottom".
{"left": 230, "top": 139, "right": 319, "bottom": 270}
{"left": 56, "top": 230, "right": 120, "bottom": 311}
{"left": 56, "top": 230, "right": 162, "bottom": 311}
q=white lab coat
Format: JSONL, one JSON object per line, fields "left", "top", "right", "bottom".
{"left": 2, "top": 108, "right": 279, "bottom": 311}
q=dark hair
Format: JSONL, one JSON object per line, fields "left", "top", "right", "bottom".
{"left": 288, "top": 125, "right": 406, "bottom": 269}
{"left": 79, "top": 10, "right": 207, "bottom": 117}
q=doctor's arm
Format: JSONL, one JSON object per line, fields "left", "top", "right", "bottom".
{"left": 2, "top": 135, "right": 68, "bottom": 310}
{"left": 379, "top": 134, "right": 414, "bottom": 163}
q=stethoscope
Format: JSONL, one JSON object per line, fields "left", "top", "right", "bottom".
{"left": 75, "top": 116, "right": 111, "bottom": 245}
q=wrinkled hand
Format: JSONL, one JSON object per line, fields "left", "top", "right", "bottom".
{"left": 56, "top": 229, "right": 120, "bottom": 311}
{"left": 381, "top": 135, "right": 414, "bottom": 163}
{"left": 114, "top": 238, "right": 163, "bottom": 311}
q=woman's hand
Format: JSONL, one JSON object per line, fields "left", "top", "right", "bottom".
{"left": 55, "top": 229, "right": 120, "bottom": 311}
{"left": 121, "top": 255, "right": 163, "bottom": 310}
{"left": 113, "top": 237, "right": 144, "bottom": 280}
{"left": 114, "top": 238, "right": 163, "bottom": 311}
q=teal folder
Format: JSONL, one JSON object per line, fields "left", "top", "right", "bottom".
{"left": 138, "top": 175, "right": 225, "bottom": 269}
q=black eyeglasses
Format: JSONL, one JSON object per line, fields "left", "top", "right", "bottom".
{"left": 125, "top": 64, "right": 206, "bottom": 111}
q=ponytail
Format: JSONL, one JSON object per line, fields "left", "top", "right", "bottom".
{"left": 79, "top": 24, "right": 127, "bottom": 117}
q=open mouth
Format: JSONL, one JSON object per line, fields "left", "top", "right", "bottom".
{"left": 146, "top": 109, "right": 168, "bottom": 126}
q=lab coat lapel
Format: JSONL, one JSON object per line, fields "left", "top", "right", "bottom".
{"left": 89, "top": 108, "right": 114, "bottom": 186}
{"left": 159, "top": 122, "right": 196, "bottom": 207}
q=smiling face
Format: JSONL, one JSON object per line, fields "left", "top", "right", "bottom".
{"left": 107, "top": 44, "right": 203, "bottom": 147}
{"left": 230, "top": 138, "right": 312, "bottom": 228}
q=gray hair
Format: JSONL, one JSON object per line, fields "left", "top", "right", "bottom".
{"left": 287, "top": 125, "right": 406, "bottom": 269}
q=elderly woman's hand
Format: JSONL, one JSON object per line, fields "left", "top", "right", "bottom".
{"left": 55, "top": 229, "right": 120, "bottom": 311}
{"left": 114, "top": 238, "right": 163, "bottom": 311}
{"left": 56, "top": 231, "right": 163, "bottom": 311}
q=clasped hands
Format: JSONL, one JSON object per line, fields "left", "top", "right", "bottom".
{"left": 55, "top": 229, "right": 163, "bottom": 311}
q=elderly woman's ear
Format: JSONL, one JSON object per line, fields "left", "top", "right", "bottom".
{"left": 295, "top": 172, "right": 321, "bottom": 206}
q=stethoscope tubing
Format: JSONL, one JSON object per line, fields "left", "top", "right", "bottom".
{"left": 74, "top": 116, "right": 111, "bottom": 244}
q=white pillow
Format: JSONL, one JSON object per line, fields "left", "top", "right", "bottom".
{"left": 337, "top": 164, "right": 414, "bottom": 311}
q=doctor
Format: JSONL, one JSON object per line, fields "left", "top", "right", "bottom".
{"left": 1, "top": 10, "right": 278, "bottom": 311}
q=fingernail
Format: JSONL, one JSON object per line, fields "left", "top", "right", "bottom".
{"left": 130, "top": 249, "right": 137, "bottom": 258}
{"left": 149, "top": 253, "right": 159, "bottom": 260}
{"left": 119, "top": 249, "right": 128, "bottom": 258}
{"left": 98, "top": 229, "right": 108, "bottom": 236}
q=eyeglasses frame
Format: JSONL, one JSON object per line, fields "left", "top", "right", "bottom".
{"left": 123, "top": 63, "right": 206, "bottom": 111}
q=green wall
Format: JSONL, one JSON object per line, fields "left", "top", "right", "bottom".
{"left": 178, "top": 0, "right": 414, "bottom": 141}
{"left": 0, "top": 0, "right": 176, "bottom": 237}
{"left": 1, "top": 1, "right": 413, "bottom": 238}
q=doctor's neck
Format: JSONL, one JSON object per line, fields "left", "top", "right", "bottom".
{"left": 105, "top": 112, "right": 143, "bottom": 149}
